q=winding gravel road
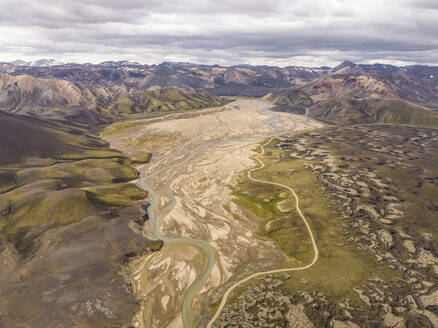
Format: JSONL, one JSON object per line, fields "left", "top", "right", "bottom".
{"left": 206, "top": 137, "right": 319, "bottom": 328}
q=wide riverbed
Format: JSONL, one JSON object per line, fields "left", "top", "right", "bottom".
{"left": 105, "top": 99, "right": 323, "bottom": 327}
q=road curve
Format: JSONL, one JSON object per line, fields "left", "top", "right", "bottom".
{"left": 206, "top": 137, "right": 319, "bottom": 328}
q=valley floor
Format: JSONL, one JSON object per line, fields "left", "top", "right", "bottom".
{"left": 104, "top": 99, "right": 323, "bottom": 327}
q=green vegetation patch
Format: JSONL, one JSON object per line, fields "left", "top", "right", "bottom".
{"left": 130, "top": 152, "right": 152, "bottom": 165}
{"left": 231, "top": 139, "right": 392, "bottom": 299}
{"left": 309, "top": 98, "right": 438, "bottom": 128}
{"left": 101, "top": 118, "right": 147, "bottom": 137}
{"left": 83, "top": 183, "right": 147, "bottom": 207}
{"left": 16, "top": 158, "right": 138, "bottom": 186}
{"left": 3, "top": 181, "right": 95, "bottom": 234}
{"left": 113, "top": 97, "right": 136, "bottom": 114}
{"left": 273, "top": 89, "right": 313, "bottom": 107}
{"left": 0, "top": 110, "right": 150, "bottom": 261}
{"left": 374, "top": 100, "right": 438, "bottom": 128}
{"left": 1, "top": 149, "right": 146, "bottom": 252}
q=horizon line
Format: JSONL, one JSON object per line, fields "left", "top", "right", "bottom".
{"left": 1, "top": 58, "right": 438, "bottom": 69}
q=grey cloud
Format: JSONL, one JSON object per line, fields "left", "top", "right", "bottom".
{"left": 0, "top": 0, "right": 436, "bottom": 66}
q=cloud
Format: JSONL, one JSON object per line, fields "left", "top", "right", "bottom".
{"left": 0, "top": 0, "right": 436, "bottom": 66}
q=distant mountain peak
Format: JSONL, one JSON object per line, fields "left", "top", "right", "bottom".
{"left": 334, "top": 61, "right": 357, "bottom": 70}
{"left": 98, "top": 60, "right": 141, "bottom": 67}
{"left": 9, "top": 58, "right": 64, "bottom": 67}
{"left": 10, "top": 59, "right": 28, "bottom": 66}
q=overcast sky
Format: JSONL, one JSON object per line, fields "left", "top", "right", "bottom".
{"left": 0, "top": 0, "right": 437, "bottom": 67}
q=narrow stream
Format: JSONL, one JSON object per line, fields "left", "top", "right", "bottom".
{"left": 139, "top": 142, "right": 216, "bottom": 328}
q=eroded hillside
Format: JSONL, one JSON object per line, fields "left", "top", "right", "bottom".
{"left": 0, "top": 72, "right": 226, "bottom": 114}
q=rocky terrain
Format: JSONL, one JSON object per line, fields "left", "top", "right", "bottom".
{"left": 213, "top": 124, "right": 438, "bottom": 327}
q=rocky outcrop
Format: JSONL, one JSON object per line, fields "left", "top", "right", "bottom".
{"left": 212, "top": 275, "right": 293, "bottom": 328}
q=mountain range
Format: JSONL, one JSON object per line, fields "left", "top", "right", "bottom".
{"left": 267, "top": 61, "right": 438, "bottom": 126}
{"left": 0, "top": 59, "right": 437, "bottom": 125}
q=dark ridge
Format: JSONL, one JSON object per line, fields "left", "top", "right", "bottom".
{"left": 270, "top": 105, "right": 307, "bottom": 115}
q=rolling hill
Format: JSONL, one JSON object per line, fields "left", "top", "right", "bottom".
{"left": 0, "top": 111, "right": 161, "bottom": 327}
{"left": 308, "top": 98, "right": 438, "bottom": 127}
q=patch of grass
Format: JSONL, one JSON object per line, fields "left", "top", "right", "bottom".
{"left": 16, "top": 158, "right": 138, "bottom": 186}
{"left": 130, "top": 152, "right": 152, "bottom": 164}
{"left": 233, "top": 179, "right": 314, "bottom": 262}
{"left": 272, "top": 89, "right": 313, "bottom": 107}
{"left": 83, "top": 183, "right": 147, "bottom": 207}
{"left": 232, "top": 193, "right": 276, "bottom": 219}
{"left": 101, "top": 119, "right": 147, "bottom": 137}
{"left": 374, "top": 100, "right": 438, "bottom": 128}
{"left": 59, "top": 149, "right": 122, "bottom": 159}
{"left": 5, "top": 183, "right": 95, "bottom": 234}
{"left": 122, "top": 110, "right": 185, "bottom": 120}
{"left": 113, "top": 97, "right": 135, "bottom": 114}
{"left": 133, "top": 133, "right": 180, "bottom": 150}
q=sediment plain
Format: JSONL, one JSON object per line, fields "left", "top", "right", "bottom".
{"left": 104, "top": 99, "right": 323, "bottom": 327}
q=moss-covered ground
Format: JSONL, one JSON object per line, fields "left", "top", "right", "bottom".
{"left": 231, "top": 138, "right": 396, "bottom": 301}
{"left": 0, "top": 113, "right": 151, "bottom": 251}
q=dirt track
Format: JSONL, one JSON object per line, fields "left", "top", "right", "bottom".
{"left": 206, "top": 137, "right": 319, "bottom": 328}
